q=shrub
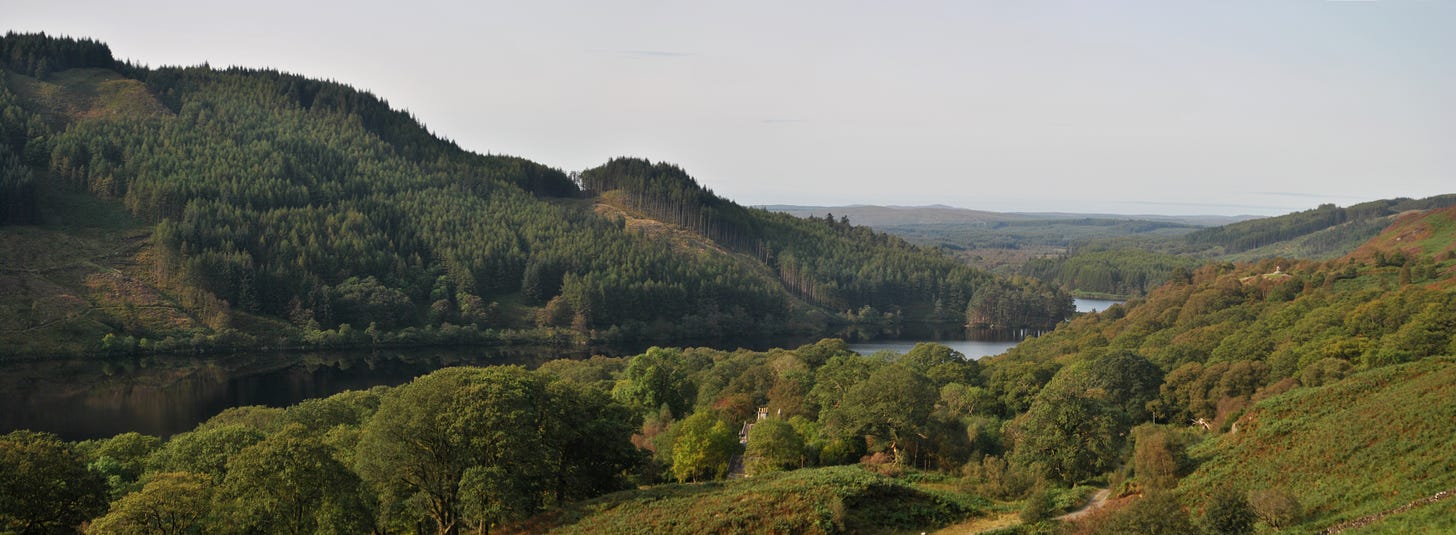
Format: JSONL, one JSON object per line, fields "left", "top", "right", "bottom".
{"left": 1248, "top": 488, "right": 1302, "bottom": 529}
{"left": 1128, "top": 424, "right": 1198, "bottom": 491}
{"left": 1131, "top": 428, "right": 1179, "bottom": 490}
{"left": 1094, "top": 491, "right": 1193, "bottom": 534}
{"left": 1019, "top": 483, "right": 1054, "bottom": 524}
{"left": 966, "top": 455, "right": 1036, "bottom": 499}
{"left": 1203, "top": 486, "right": 1255, "bottom": 535}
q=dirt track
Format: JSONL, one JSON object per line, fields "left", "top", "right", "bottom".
{"left": 1057, "top": 489, "right": 1111, "bottom": 521}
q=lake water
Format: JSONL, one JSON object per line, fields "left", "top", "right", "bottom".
{"left": 3, "top": 301, "right": 1127, "bottom": 441}
{"left": 845, "top": 299, "right": 1126, "bottom": 358}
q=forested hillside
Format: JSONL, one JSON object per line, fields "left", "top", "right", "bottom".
{"left": 1002, "top": 206, "right": 1456, "bottom": 405}
{"left": 580, "top": 159, "right": 1071, "bottom": 329}
{"left": 0, "top": 32, "right": 1069, "bottom": 356}
{"left": 1184, "top": 196, "right": 1456, "bottom": 255}
{"left": 1019, "top": 194, "right": 1456, "bottom": 299}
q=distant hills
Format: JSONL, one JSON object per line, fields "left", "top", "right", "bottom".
{"left": 771, "top": 196, "right": 1456, "bottom": 299}
{"left": 763, "top": 204, "right": 1255, "bottom": 228}
{"left": 764, "top": 204, "right": 1246, "bottom": 287}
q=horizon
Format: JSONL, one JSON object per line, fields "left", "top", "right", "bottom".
{"left": 757, "top": 203, "right": 1268, "bottom": 220}
{"left": 6, "top": 1, "right": 1455, "bottom": 216}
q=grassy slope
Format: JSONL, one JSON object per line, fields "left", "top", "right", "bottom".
{"left": 6, "top": 68, "right": 172, "bottom": 127}
{"left": 1178, "top": 356, "right": 1456, "bottom": 533}
{"left": 1223, "top": 204, "right": 1455, "bottom": 264}
{"left": 1349, "top": 206, "right": 1456, "bottom": 263}
{"left": 0, "top": 221, "right": 181, "bottom": 355}
{"left": 2, "top": 70, "right": 171, "bottom": 355}
{"left": 505, "top": 466, "right": 989, "bottom": 535}
{"left": 1344, "top": 498, "right": 1456, "bottom": 535}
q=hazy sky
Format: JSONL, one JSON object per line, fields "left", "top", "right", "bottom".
{"left": 8, "top": 1, "right": 1454, "bottom": 215}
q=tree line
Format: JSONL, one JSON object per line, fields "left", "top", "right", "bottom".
{"left": 0, "top": 32, "right": 116, "bottom": 80}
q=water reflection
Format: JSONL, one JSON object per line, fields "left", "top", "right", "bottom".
{"left": 0, "top": 348, "right": 563, "bottom": 441}
{"left": 848, "top": 301, "right": 1129, "bottom": 358}
{"left": 0, "top": 323, "right": 1051, "bottom": 440}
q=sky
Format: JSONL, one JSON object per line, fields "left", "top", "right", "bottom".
{"left": 7, "top": 0, "right": 1455, "bottom": 216}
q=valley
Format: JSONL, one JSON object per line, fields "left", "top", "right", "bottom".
{"left": 1, "top": 30, "right": 1454, "bottom": 535}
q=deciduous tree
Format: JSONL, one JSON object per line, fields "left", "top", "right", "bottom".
{"left": 216, "top": 426, "right": 372, "bottom": 535}
{"left": 670, "top": 411, "right": 737, "bottom": 482}
{"left": 356, "top": 367, "right": 550, "bottom": 535}
{"left": 745, "top": 419, "right": 804, "bottom": 474}
{"left": 821, "top": 364, "right": 936, "bottom": 464}
{"left": 86, "top": 471, "right": 213, "bottom": 535}
{"left": 0, "top": 431, "right": 108, "bottom": 534}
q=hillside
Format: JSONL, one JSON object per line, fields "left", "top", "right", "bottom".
{"left": 0, "top": 32, "right": 1070, "bottom": 357}
{"left": 1177, "top": 356, "right": 1456, "bottom": 533}
{"left": 580, "top": 159, "right": 1071, "bottom": 330}
{"left": 1019, "top": 195, "right": 1456, "bottom": 299}
{"left": 1000, "top": 205, "right": 1456, "bottom": 378}
{"left": 986, "top": 206, "right": 1456, "bottom": 532}
{"left": 500, "top": 205, "right": 1456, "bottom": 532}
{"left": 1184, "top": 197, "right": 1456, "bottom": 256}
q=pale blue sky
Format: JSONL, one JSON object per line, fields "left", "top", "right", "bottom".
{"left": 7, "top": 1, "right": 1454, "bottom": 215}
